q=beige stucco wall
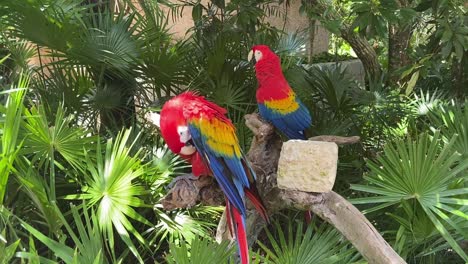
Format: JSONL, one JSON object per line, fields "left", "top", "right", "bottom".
{"left": 30, "top": 0, "right": 329, "bottom": 68}
{"left": 263, "top": 0, "right": 329, "bottom": 56}
{"left": 164, "top": 0, "right": 329, "bottom": 55}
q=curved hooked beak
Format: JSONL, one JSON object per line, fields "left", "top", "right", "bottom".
{"left": 247, "top": 50, "right": 254, "bottom": 62}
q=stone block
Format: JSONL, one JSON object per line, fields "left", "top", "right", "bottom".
{"left": 277, "top": 140, "right": 338, "bottom": 193}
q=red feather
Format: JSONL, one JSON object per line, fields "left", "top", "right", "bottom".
{"left": 190, "top": 152, "right": 211, "bottom": 177}
{"left": 228, "top": 201, "right": 249, "bottom": 264}
{"left": 160, "top": 91, "right": 270, "bottom": 264}
{"left": 251, "top": 45, "right": 293, "bottom": 103}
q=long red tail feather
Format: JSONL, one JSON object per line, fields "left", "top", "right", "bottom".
{"left": 227, "top": 202, "right": 249, "bottom": 264}
{"left": 245, "top": 189, "right": 269, "bottom": 223}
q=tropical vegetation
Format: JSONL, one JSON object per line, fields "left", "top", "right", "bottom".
{"left": 0, "top": 0, "right": 466, "bottom": 263}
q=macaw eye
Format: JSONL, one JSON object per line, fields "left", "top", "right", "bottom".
{"left": 177, "top": 126, "right": 191, "bottom": 143}
{"left": 254, "top": 50, "right": 263, "bottom": 61}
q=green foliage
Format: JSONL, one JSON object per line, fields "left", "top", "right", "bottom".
{"left": 67, "top": 129, "right": 150, "bottom": 263}
{"left": 258, "top": 220, "right": 360, "bottom": 264}
{"left": 428, "top": 101, "right": 468, "bottom": 158}
{"left": 0, "top": 74, "right": 28, "bottom": 204}
{"left": 0, "top": 0, "right": 466, "bottom": 263}
{"left": 0, "top": 229, "right": 20, "bottom": 264}
{"left": 352, "top": 131, "right": 468, "bottom": 261}
{"left": 22, "top": 104, "right": 93, "bottom": 201}
{"left": 166, "top": 236, "right": 234, "bottom": 264}
{"left": 14, "top": 202, "right": 129, "bottom": 264}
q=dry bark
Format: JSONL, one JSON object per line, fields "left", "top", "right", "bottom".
{"left": 387, "top": 0, "right": 413, "bottom": 85}
{"left": 160, "top": 113, "right": 406, "bottom": 264}
{"left": 340, "top": 29, "right": 382, "bottom": 81}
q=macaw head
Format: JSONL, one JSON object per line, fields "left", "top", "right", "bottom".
{"left": 158, "top": 93, "right": 197, "bottom": 156}
{"left": 248, "top": 45, "right": 280, "bottom": 65}
{"left": 248, "top": 45, "right": 283, "bottom": 85}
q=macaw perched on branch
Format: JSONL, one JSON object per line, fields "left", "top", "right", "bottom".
{"left": 159, "top": 91, "right": 268, "bottom": 264}
{"left": 249, "top": 45, "right": 313, "bottom": 222}
{"left": 248, "top": 45, "right": 312, "bottom": 140}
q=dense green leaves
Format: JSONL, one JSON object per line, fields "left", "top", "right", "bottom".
{"left": 0, "top": 0, "right": 466, "bottom": 263}
{"left": 0, "top": 74, "right": 28, "bottom": 204}
{"left": 67, "top": 129, "right": 150, "bottom": 263}
{"left": 16, "top": 203, "right": 123, "bottom": 264}
{"left": 428, "top": 101, "right": 468, "bottom": 158}
{"left": 166, "top": 236, "right": 234, "bottom": 264}
{"left": 258, "top": 221, "right": 359, "bottom": 264}
{"left": 351, "top": 131, "right": 468, "bottom": 261}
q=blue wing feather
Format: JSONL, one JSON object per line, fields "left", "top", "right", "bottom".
{"left": 259, "top": 98, "right": 312, "bottom": 140}
{"left": 187, "top": 121, "right": 249, "bottom": 215}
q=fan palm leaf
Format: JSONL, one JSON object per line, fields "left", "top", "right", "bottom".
{"left": 66, "top": 129, "right": 151, "bottom": 263}
{"left": 13, "top": 156, "right": 63, "bottom": 234}
{"left": 22, "top": 104, "right": 94, "bottom": 201}
{"left": 351, "top": 131, "right": 468, "bottom": 261}
{"left": 428, "top": 101, "right": 468, "bottom": 158}
{"left": 14, "top": 203, "right": 123, "bottom": 264}
{"left": 258, "top": 220, "right": 359, "bottom": 264}
{"left": 166, "top": 236, "right": 234, "bottom": 264}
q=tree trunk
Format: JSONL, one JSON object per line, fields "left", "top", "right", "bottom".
{"left": 160, "top": 113, "right": 406, "bottom": 264}
{"left": 388, "top": 24, "right": 412, "bottom": 85}
{"left": 387, "top": 0, "right": 412, "bottom": 86}
{"left": 340, "top": 29, "right": 382, "bottom": 82}
{"left": 301, "top": 0, "right": 382, "bottom": 83}
{"left": 308, "top": 19, "right": 317, "bottom": 62}
{"left": 452, "top": 55, "right": 467, "bottom": 98}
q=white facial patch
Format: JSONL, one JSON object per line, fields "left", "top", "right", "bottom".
{"left": 177, "top": 126, "right": 191, "bottom": 143}
{"left": 248, "top": 50, "right": 263, "bottom": 62}
{"left": 254, "top": 50, "right": 263, "bottom": 61}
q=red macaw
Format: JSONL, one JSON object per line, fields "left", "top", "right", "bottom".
{"left": 159, "top": 91, "right": 268, "bottom": 264}
{"left": 248, "top": 45, "right": 312, "bottom": 140}
{"left": 249, "top": 45, "right": 313, "bottom": 222}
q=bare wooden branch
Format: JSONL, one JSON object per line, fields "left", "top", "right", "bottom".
{"left": 161, "top": 175, "right": 224, "bottom": 210}
{"left": 160, "top": 113, "right": 406, "bottom": 264}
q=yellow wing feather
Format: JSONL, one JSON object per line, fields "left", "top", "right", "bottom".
{"left": 263, "top": 90, "right": 299, "bottom": 114}
{"left": 195, "top": 116, "right": 241, "bottom": 158}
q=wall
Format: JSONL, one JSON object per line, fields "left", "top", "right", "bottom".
{"left": 162, "top": 0, "right": 329, "bottom": 55}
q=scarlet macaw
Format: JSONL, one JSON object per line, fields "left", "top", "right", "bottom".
{"left": 249, "top": 45, "right": 313, "bottom": 222}
{"left": 159, "top": 91, "right": 268, "bottom": 264}
{"left": 248, "top": 45, "right": 312, "bottom": 140}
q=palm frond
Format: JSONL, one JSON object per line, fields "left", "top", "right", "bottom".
{"left": 304, "top": 65, "right": 360, "bottom": 115}
{"left": 0, "top": 74, "right": 28, "bottom": 204}
{"left": 66, "top": 128, "right": 151, "bottom": 263}
{"left": 14, "top": 156, "right": 63, "bottom": 235}
{"left": 428, "top": 101, "right": 468, "bottom": 158}
{"left": 351, "top": 132, "right": 468, "bottom": 261}
{"left": 2, "top": 0, "right": 85, "bottom": 52}
{"left": 409, "top": 89, "right": 446, "bottom": 116}
{"left": 22, "top": 103, "right": 94, "bottom": 200}
{"left": 33, "top": 63, "right": 95, "bottom": 123}
{"left": 258, "top": 220, "right": 359, "bottom": 264}
{"left": 15, "top": 203, "right": 108, "bottom": 264}
{"left": 166, "top": 236, "right": 234, "bottom": 264}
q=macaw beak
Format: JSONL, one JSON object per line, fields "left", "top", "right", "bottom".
{"left": 247, "top": 50, "right": 254, "bottom": 62}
